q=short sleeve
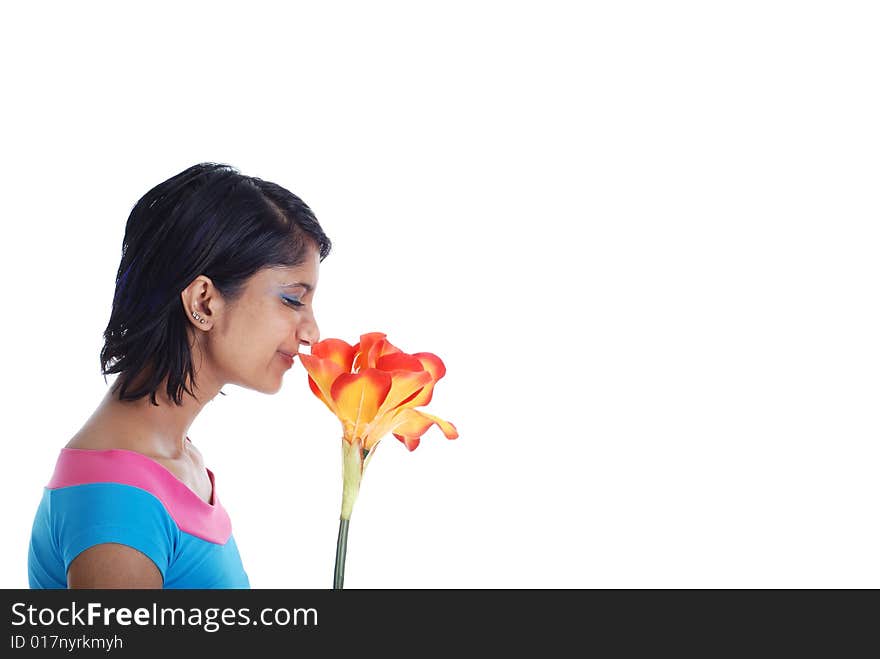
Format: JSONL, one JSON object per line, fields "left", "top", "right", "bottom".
{"left": 49, "top": 482, "right": 179, "bottom": 582}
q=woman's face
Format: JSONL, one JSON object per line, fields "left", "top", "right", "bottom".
{"left": 188, "top": 242, "right": 321, "bottom": 396}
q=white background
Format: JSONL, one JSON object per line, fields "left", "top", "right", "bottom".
{"left": 0, "top": 1, "right": 877, "bottom": 588}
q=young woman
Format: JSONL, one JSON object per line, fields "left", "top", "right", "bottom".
{"left": 27, "top": 162, "right": 332, "bottom": 588}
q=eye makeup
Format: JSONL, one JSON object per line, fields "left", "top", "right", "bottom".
{"left": 281, "top": 294, "right": 304, "bottom": 308}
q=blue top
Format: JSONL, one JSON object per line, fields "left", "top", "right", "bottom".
{"left": 28, "top": 446, "right": 250, "bottom": 589}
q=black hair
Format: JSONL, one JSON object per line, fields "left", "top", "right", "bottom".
{"left": 100, "top": 162, "right": 332, "bottom": 406}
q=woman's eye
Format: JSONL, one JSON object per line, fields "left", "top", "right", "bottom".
{"left": 282, "top": 296, "right": 304, "bottom": 309}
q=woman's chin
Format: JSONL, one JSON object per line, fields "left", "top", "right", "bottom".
{"left": 262, "top": 377, "right": 284, "bottom": 395}
{"left": 241, "top": 358, "right": 292, "bottom": 395}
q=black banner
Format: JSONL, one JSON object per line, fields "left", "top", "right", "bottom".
{"left": 1, "top": 589, "right": 873, "bottom": 654}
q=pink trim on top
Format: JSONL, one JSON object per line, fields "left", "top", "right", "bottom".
{"left": 47, "top": 447, "right": 232, "bottom": 545}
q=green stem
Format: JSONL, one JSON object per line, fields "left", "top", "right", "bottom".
{"left": 333, "top": 517, "right": 350, "bottom": 590}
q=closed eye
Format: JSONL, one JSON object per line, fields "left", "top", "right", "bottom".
{"left": 281, "top": 296, "right": 304, "bottom": 309}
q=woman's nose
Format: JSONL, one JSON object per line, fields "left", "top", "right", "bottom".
{"left": 297, "top": 320, "right": 320, "bottom": 348}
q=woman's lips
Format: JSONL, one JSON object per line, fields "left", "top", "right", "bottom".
{"left": 278, "top": 352, "right": 295, "bottom": 367}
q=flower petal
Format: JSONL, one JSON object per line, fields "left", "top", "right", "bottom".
{"left": 403, "top": 352, "right": 447, "bottom": 408}
{"left": 311, "top": 338, "right": 357, "bottom": 373}
{"left": 368, "top": 337, "right": 403, "bottom": 368}
{"left": 362, "top": 370, "right": 434, "bottom": 449}
{"left": 330, "top": 369, "right": 392, "bottom": 441}
{"left": 354, "top": 332, "right": 405, "bottom": 371}
{"left": 389, "top": 408, "right": 459, "bottom": 451}
{"left": 299, "top": 353, "right": 345, "bottom": 415}
{"left": 375, "top": 352, "right": 424, "bottom": 372}
{"left": 352, "top": 332, "right": 385, "bottom": 371}
{"left": 399, "top": 435, "right": 421, "bottom": 451}
{"left": 376, "top": 370, "right": 433, "bottom": 415}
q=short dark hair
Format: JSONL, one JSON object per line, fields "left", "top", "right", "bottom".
{"left": 100, "top": 162, "right": 332, "bottom": 406}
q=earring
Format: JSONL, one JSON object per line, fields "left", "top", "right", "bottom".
{"left": 192, "top": 310, "right": 206, "bottom": 324}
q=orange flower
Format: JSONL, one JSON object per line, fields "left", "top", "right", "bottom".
{"left": 299, "top": 331, "right": 458, "bottom": 524}
{"left": 299, "top": 331, "right": 458, "bottom": 452}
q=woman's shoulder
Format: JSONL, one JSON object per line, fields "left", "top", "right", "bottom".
{"left": 65, "top": 419, "right": 135, "bottom": 451}
{"left": 65, "top": 435, "right": 120, "bottom": 451}
{"left": 47, "top": 435, "right": 229, "bottom": 541}
{"left": 62, "top": 431, "right": 209, "bottom": 495}
{"left": 65, "top": 424, "right": 203, "bottom": 464}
